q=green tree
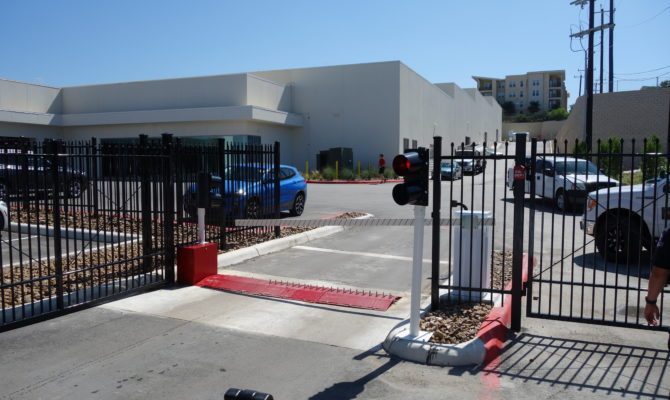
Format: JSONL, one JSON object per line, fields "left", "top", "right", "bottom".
{"left": 502, "top": 101, "right": 516, "bottom": 115}
{"left": 528, "top": 101, "right": 540, "bottom": 114}
{"left": 546, "top": 107, "right": 569, "bottom": 121}
{"left": 660, "top": 80, "right": 670, "bottom": 88}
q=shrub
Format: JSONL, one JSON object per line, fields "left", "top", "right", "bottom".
{"left": 573, "top": 140, "right": 589, "bottom": 157}
{"left": 514, "top": 114, "right": 530, "bottom": 123}
{"left": 642, "top": 135, "right": 668, "bottom": 179}
{"left": 321, "top": 166, "right": 335, "bottom": 180}
{"left": 384, "top": 168, "right": 397, "bottom": 179}
{"left": 309, "top": 170, "right": 322, "bottom": 180}
{"left": 340, "top": 168, "right": 354, "bottom": 180}
{"left": 360, "top": 169, "right": 372, "bottom": 180}
{"left": 547, "top": 107, "right": 569, "bottom": 121}
{"left": 597, "top": 138, "right": 623, "bottom": 178}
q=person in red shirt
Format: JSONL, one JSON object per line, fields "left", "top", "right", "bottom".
{"left": 378, "top": 154, "right": 386, "bottom": 175}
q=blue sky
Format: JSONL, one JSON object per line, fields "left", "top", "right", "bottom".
{"left": 1, "top": 0, "right": 668, "bottom": 107}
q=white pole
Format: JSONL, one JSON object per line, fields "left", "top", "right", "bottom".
{"left": 410, "top": 205, "right": 426, "bottom": 337}
{"left": 197, "top": 208, "right": 206, "bottom": 244}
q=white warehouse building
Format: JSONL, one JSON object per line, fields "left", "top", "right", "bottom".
{"left": 0, "top": 61, "right": 501, "bottom": 168}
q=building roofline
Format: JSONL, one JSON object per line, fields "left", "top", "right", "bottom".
{"left": 0, "top": 77, "right": 61, "bottom": 89}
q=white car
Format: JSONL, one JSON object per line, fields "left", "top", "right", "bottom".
{"left": 507, "top": 156, "right": 619, "bottom": 211}
{"left": 582, "top": 177, "right": 669, "bottom": 262}
{"left": 0, "top": 201, "right": 7, "bottom": 230}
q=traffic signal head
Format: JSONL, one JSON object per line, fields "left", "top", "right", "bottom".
{"left": 392, "top": 148, "right": 429, "bottom": 206}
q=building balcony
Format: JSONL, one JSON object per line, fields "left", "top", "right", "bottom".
{"left": 548, "top": 89, "right": 562, "bottom": 98}
{"left": 549, "top": 79, "right": 562, "bottom": 88}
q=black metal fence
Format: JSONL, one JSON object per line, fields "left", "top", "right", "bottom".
{"left": 0, "top": 134, "right": 279, "bottom": 331}
{"left": 430, "top": 137, "right": 519, "bottom": 315}
{"left": 430, "top": 134, "right": 669, "bottom": 333}
{"left": 524, "top": 137, "right": 669, "bottom": 331}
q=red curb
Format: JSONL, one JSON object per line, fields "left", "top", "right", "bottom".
{"left": 306, "top": 179, "right": 403, "bottom": 184}
{"left": 476, "top": 254, "right": 532, "bottom": 365}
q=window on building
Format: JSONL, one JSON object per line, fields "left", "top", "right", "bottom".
{"left": 403, "top": 138, "right": 409, "bottom": 151}
{"left": 520, "top": 92, "right": 524, "bottom": 97}
{"left": 520, "top": 81, "right": 524, "bottom": 87}
{"left": 412, "top": 140, "right": 418, "bottom": 149}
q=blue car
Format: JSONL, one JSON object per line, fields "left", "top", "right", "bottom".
{"left": 184, "top": 164, "right": 307, "bottom": 222}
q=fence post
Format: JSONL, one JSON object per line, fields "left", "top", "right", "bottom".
{"left": 91, "top": 137, "right": 99, "bottom": 215}
{"left": 175, "top": 137, "right": 184, "bottom": 224}
{"left": 274, "top": 142, "right": 281, "bottom": 238}
{"left": 218, "top": 138, "right": 227, "bottom": 249}
{"left": 46, "top": 139, "right": 65, "bottom": 310}
{"left": 20, "top": 141, "right": 30, "bottom": 210}
{"left": 511, "top": 134, "right": 527, "bottom": 332}
{"left": 526, "top": 138, "right": 537, "bottom": 315}
{"left": 139, "top": 134, "right": 153, "bottom": 273}
{"left": 431, "top": 136, "right": 442, "bottom": 311}
{"left": 161, "top": 133, "right": 176, "bottom": 285}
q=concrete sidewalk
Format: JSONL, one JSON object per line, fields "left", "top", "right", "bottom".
{"left": 1, "top": 278, "right": 669, "bottom": 399}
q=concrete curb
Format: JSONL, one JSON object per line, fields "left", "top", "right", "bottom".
{"left": 306, "top": 179, "right": 402, "bottom": 184}
{"left": 382, "top": 255, "right": 531, "bottom": 366}
{"left": 217, "top": 213, "right": 374, "bottom": 268}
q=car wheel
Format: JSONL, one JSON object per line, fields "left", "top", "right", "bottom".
{"left": 595, "top": 215, "right": 641, "bottom": 264}
{"left": 554, "top": 190, "right": 568, "bottom": 212}
{"left": 68, "top": 179, "right": 82, "bottom": 198}
{"left": 245, "top": 198, "right": 261, "bottom": 219}
{"left": 290, "top": 192, "right": 305, "bottom": 216}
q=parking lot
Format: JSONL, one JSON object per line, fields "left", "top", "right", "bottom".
{"left": 1, "top": 231, "right": 118, "bottom": 268}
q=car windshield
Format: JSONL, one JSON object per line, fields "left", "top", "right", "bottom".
{"left": 223, "top": 166, "right": 268, "bottom": 182}
{"left": 553, "top": 160, "right": 599, "bottom": 175}
{"left": 441, "top": 162, "right": 454, "bottom": 168}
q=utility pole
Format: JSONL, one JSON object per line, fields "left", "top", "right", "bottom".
{"left": 609, "top": 0, "right": 615, "bottom": 92}
{"left": 571, "top": 0, "right": 613, "bottom": 151}
{"left": 574, "top": 73, "right": 583, "bottom": 96}
{"left": 600, "top": 6, "right": 605, "bottom": 93}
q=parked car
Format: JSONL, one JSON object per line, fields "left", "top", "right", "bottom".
{"left": 183, "top": 164, "right": 307, "bottom": 222}
{"left": 440, "top": 161, "right": 462, "bottom": 180}
{"left": 0, "top": 155, "right": 88, "bottom": 200}
{"left": 506, "top": 156, "right": 618, "bottom": 211}
{"left": 582, "top": 177, "right": 669, "bottom": 263}
{"left": 0, "top": 200, "right": 7, "bottom": 230}
{"left": 454, "top": 147, "right": 486, "bottom": 175}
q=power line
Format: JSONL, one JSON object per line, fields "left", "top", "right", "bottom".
{"left": 613, "top": 71, "right": 670, "bottom": 81}
{"left": 615, "top": 65, "right": 670, "bottom": 75}
{"left": 619, "top": 5, "right": 670, "bottom": 28}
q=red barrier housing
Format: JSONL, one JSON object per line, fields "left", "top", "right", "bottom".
{"left": 177, "top": 242, "right": 218, "bottom": 285}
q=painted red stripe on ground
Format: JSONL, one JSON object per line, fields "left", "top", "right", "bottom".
{"left": 196, "top": 274, "right": 400, "bottom": 311}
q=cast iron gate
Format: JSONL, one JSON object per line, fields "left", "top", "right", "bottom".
{"left": 521, "top": 137, "right": 670, "bottom": 331}
{"left": 0, "top": 134, "right": 279, "bottom": 331}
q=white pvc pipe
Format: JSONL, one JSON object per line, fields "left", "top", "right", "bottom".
{"left": 197, "top": 208, "right": 206, "bottom": 244}
{"left": 410, "top": 205, "right": 426, "bottom": 337}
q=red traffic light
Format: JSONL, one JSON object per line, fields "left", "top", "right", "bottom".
{"left": 391, "top": 148, "right": 429, "bottom": 206}
{"left": 392, "top": 152, "right": 424, "bottom": 176}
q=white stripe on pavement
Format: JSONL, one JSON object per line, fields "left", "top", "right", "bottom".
{"left": 292, "top": 245, "right": 449, "bottom": 265}
{"left": 2, "top": 234, "right": 39, "bottom": 243}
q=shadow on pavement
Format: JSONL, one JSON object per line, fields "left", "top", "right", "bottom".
{"left": 309, "top": 346, "right": 399, "bottom": 400}
{"left": 574, "top": 252, "right": 652, "bottom": 279}
{"left": 501, "top": 197, "right": 583, "bottom": 216}
{"left": 479, "top": 332, "right": 670, "bottom": 398}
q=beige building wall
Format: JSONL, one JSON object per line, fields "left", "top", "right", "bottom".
{"left": 0, "top": 61, "right": 502, "bottom": 168}
{"left": 556, "top": 88, "right": 670, "bottom": 153}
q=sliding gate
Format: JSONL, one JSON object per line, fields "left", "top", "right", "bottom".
{"left": 523, "top": 137, "right": 670, "bottom": 332}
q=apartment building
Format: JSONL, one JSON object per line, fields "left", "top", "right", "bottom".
{"left": 473, "top": 70, "right": 568, "bottom": 114}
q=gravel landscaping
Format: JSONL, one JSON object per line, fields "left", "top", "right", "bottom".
{"left": 4, "top": 207, "right": 364, "bottom": 308}
{"left": 420, "top": 250, "right": 513, "bottom": 345}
